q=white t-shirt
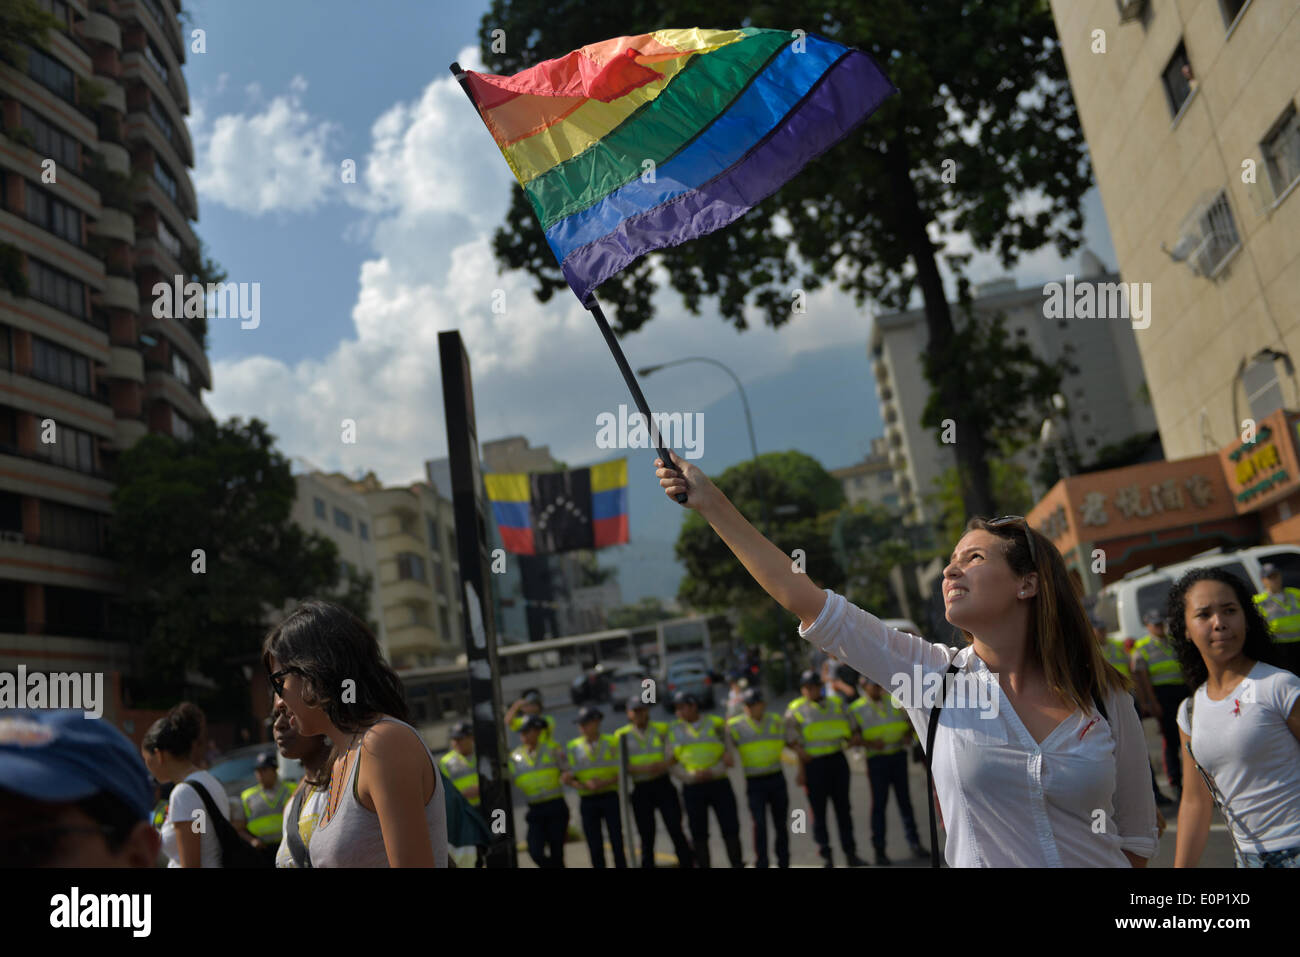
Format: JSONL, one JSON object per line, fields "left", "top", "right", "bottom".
{"left": 1176, "top": 662, "right": 1300, "bottom": 853}
{"left": 799, "top": 589, "right": 1159, "bottom": 867}
{"left": 275, "top": 785, "right": 327, "bottom": 868}
{"left": 160, "top": 770, "right": 231, "bottom": 868}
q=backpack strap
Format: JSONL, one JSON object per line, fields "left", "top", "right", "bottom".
{"left": 284, "top": 783, "right": 312, "bottom": 868}
{"left": 924, "top": 657, "right": 962, "bottom": 869}
{"left": 1183, "top": 691, "right": 1251, "bottom": 860}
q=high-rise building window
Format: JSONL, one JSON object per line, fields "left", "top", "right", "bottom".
{"left": 31, "top": 336, "right": 91, "bottom": 395}
{"left": 171, "top": 349, "right": 191, "bottom": 386}
{"left": 158, "top": 217, "right": 183, "bottom": 259}
{"left": 26, "top": 258, "right": 86, "bottom": 319}
{"left": 1220, "top": 0, "right": 1249, "bottom": 28}
{"left": 25, "top": 182, "right": 82, "bottom": 246}
{"left": 153, "top": 160, "right": 179, "bottom": 202}
{"left": 26, "top": 48, "right": 74, "bottom": 102}
{"left": 148, "top": 95, "right": 175, "bottom": 145}
{"left": 39, "top": 422, "right": 96, "bottom": 474}
{"left": 172, "top": 411, "right": 193, "bottom": 442}
{"left": 333, "top": 507, "right": 353, "bottom": 533}
{"left": 1194, "top": 191, "right": 1241, "bottom": 277}
{"left": 143, "top": 41, "right": 169, "bottom": 86}
{"left": 39, "top": 500, "right": 103, "bottom": 554}
{"left": 359, "top": 521, "right": 369, "bottom": 540}
{"left": 19, "top": 108, "right": 79, "bottom": 172}
{"left": 439, "top": 606, "right": 451, "bottom": 642}
{"left": 426, "top": 515, "right": 439, "bottom": 552}
{"left": 1162, "top": 43, "right": 1195, "bottom": 118}
{"left": 397, "top": 552, "right": 426, "bottom": 582}
{"left": 1262, "top": 103, "right": 1300, "bottom": 200}
{"left": 313, "top": 497, "right": 326, "bottom": 519}
{"left": 142, "top": 0, "right": 170, "bottom": 33}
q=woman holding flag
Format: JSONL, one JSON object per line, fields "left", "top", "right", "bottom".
{"left": 653, "top": 452, "right": 1158, "bottom": 867}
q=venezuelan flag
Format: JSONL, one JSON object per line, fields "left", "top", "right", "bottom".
{"left": 485, "top": 458, "right": 629, "bottom": 555}
{"left": 460, "top": 27, "right": 896, "bottom": 303}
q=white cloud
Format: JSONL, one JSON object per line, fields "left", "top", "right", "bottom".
{"left": 190, "top": 83, "right": 341, "bottom": 216}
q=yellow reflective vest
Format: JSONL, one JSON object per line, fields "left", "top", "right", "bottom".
{"left": 786, "top": 694, "right": 852, "bottom": 757}
{"left": 1102, "top": 639, "right": 1131, "bottom": 678}
{"left": 849, "top": 695, "right": 910, "bottom": 757}
{"left": 1254, "top": 587, "right": 1300, "bottom": 644}
{"left": 1134, "top": 635, "right": 1185, "bottom": 687}
{"left": 667, "top": 714, "right": 727, "bottom": 774}
{"left": 726, "top": 712, "right": 785, "bottom": 776}
{"left": 439, "top": 749, "right": 479, "bottom": 807}
{"left": 508, "top": 741, "right": 565, "bottom": 804}
{"left": 239, "top": 780, "right": 295, "bottom": 842}
{"left": 566, "top": 733, "right": 620, "bottom": 796}
{"left": 614, "top": 721, "right": 670, "bottom": 784}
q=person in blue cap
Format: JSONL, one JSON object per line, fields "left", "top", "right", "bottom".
{"left": 0, "top": 709, "right": 161, "bottom": 866}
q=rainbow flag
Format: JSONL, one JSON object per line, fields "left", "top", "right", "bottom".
{"left": 460, "top": 27, "right": 895, "bottom": 303}
{"left": 484, "top": 458, "right": 628, "bottom": 555}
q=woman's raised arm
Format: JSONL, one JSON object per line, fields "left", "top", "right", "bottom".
{"left": 656, "top": 452, "right": 827, "bottom": 627}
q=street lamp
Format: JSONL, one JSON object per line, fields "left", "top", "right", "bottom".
{"left": 638, "top": 357, "right": 770, "bottom": 535}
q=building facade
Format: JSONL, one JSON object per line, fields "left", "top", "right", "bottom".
{"left": 871, "top": 254, "right": 1158, "bottom": 529}
{"left": 0, "top": 0, "right": 206, "bottom": 682}
{"left": 1049, "top": 0, "right": 1300, "bottom": 457}
{"left": 830, "top": 436, "right": 898, "bottom": 511}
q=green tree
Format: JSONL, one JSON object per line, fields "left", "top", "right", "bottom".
{"left": 829, "top": 501, "right": 926, "bottom": 619}
{"left": 109, "top": 418, "right": 350, "bottom": 721}
{"left": 479, "top": 0, "right": 1093, "bottom": 520}
{"left": 0, "top": 0, "right": 64, "bottom": 68}
{"left": 676, "top": 452, "right": 844, "bottom": 668}
{"left": 928, "top": 458, "right": 1034, "bottom": 547}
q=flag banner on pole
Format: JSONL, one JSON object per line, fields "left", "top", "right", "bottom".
{"left": 460, "top": 27, "right": 896, "bottom": 303}
{"left": 484, "top": 458, "right": 629, "bottom": 555}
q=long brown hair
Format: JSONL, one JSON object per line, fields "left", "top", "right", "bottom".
{"left": 962, "top": 517, "right": 1128, "bottom": 713}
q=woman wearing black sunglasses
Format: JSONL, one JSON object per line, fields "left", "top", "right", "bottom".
{"left": 655, "top": 452, "right": 1158, "bottom": 867}
{"left": 263, "top": 600, "right": 447, "bottom": 867}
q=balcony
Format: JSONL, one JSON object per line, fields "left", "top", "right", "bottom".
{"left": 0, "top": 538, "right": 117, "bottom": 591}
{"left": 0, "top": 445, "right": 114, "bottom": 503}
{"left": 89, "top": 207, "right": 135, "bottom": 243}
{"left": 384, "top": 576, "right": 433, "bottom": 607}
{"left": 80, "top": 11, "right": 122, "bottom": 49}
{"left": 107, "top": 346, "right": 144, "bottom": 383}
{"left": 97, "top": 81, "right": 126, "bottom": 114}
{"left": 144, "top": 369, "right": 207, "bottom": 423}
{"left": 139, "top": 313, "right": 210, "bottom": 388}
{"left": 99, "top": 276, "right": 139, "bottom": 311}
{"left": 113, "top": 415, "right": 148, "bottom": 449}
{"left": 98, "top": 140, "right": 131, "bottom": 176}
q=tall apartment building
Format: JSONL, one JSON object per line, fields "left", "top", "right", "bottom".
{"left": 1049, "top": 0, "right": 1300, "bottom": 456}
{"left": 870, "top": 253, "right": 1157, "bottom": 528}
{"left": 289, "top": 470, "right": 385, "bottom": 648}
{"left": 829, "top": 436, "right": 898, "bottom": 511}
{"left": 0, "top": 0, "right": 206, "bottom": 680}
{"left": 326, "top": 473, "right": 463, "bottom": 669}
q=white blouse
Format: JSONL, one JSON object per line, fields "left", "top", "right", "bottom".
{"left": 799, "top": 589, "right": 1159, "bottom": 867}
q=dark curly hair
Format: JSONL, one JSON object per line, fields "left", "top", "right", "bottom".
{"left": 141, "top": 701, "right": 204, "bottom": 758}
{"left": 1163, "top": 566, "right": 1277, "bottom": 690}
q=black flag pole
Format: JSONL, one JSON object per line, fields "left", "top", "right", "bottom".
{"left": 449, "top": 61, "right": 687, "bottom": 505}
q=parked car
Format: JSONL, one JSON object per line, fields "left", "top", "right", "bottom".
{"left": 661, "top": 660, "right": 715, "bottom": 713}
{"left": 605, "top": 663, "right": 652, "bottom": 706}
{"left": 207, "top": 744, "right": 302, "bottom": 801}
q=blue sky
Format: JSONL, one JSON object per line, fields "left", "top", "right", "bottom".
{"left": 181, "top": 2, "right": 1118, "bottom": 602}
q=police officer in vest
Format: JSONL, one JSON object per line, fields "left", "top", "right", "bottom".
{"left": 850, "top": 677, "right": 925, "bottom": 864}
{"left": 1254, "top": 563, "right": 1300, "bottom": 676}
{"left": 506, "top": 690, "right": 557, "bottom": 746}
{"left": 1132, "top": 608, "right": 1188, "bottom": 802}
{"left": 787, "top": 670, "right": 866, "bottom": 867}
{"left": 666, "top": 691, "right": 743, "bottom": 868}
{"left": 562, "top": 706, "right": 627, "bottom": 868}
{"left": 440, "top": 721, "right": 480, "bottom": 808}
{"left": 614, "top": 695, "right": 694, "bottom": 868}
{"left": 508, "top": 713, "right": 570, "bottom": 867}
{"left": 236, "top": 752, "right": 295, "bottom": 865}
{"left": 727, "top": 687, "right": 789, "bottom": 868}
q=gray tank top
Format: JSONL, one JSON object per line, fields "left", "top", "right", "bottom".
{"left": 309, "top": 717, "right": 449, "bottom": 867}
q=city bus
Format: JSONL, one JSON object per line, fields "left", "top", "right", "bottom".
{"left": 399, "top": 613, "right": 733, "bottom": 750}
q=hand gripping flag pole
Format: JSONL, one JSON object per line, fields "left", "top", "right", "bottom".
{"left": 449, "top": 29, "right": 895, "bottom": 507}
{"left": 449, "top": 60, "right": 686, "bottom": 503}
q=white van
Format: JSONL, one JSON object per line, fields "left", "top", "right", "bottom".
{"left": 1094, "top": 544, "right": 1300, "bottom": 643}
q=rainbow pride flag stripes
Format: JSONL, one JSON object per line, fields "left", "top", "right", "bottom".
{"left": 461, "top": 27, "right": 895, "bottom": 303}
{"left": 484, "top": 458, "right": 628, "bottom": 555}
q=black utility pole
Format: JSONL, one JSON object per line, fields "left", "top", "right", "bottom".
{"left": 439, "top": 330, "right": 515, "bottom": 868}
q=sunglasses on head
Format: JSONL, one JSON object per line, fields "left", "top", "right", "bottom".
{"left": 986, "top": 515, "right": 1038, "bottom": 568}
